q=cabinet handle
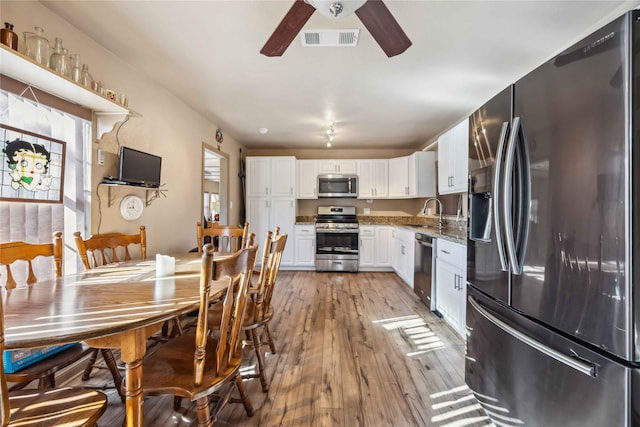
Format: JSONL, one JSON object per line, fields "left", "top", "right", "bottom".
{"left": 441, "top": 249, "right": 451, "bottom": 254}
{"left": 401, "top": 245, "right": 405, "bottom": 255}
{"left": 405, "top": 186, "right": 409, "bottom": 195}
{"left": 266, "top": 187, "right": 269, "bottom": 195}
{"left": 290, "top": 187, "right": 293, "bottom": 195}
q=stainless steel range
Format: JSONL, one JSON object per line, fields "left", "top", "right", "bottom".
{"left": 315, "top": 206, "right": 359, "bottom": 272}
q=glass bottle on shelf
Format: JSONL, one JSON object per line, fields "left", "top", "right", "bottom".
{"left": 21, "top": 31, "right": 33, "bottom": 55}
{"left": 80, "top": 64, "right": 94, "bottom": 88}
{"left": 49, "top": 37, "right": 66, "bottom": 74}
{"left": 70, "top": 53, "right": 81, "bottom": 83}
{"left": 25, "top": 27, "right": 49, "bottom": 67}
{"left": 1, "top": 22, "right": 18, "bottom": 51}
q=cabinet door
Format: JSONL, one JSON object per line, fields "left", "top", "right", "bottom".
{"left": 356, "top": 160, "right": 373, "bottom": 199}
{"left": 319, "top": 160, "right": 338, "bottom": 173}
{"left": 294, "top": 225, "right": 315, "bottom": 266}
{"left": 451, "top": 118, "right": 469, "bottom": 193}
{"left": 246, "top": 157, "right": 270, "bottom": 198}
{"left": 374, "top": 226, "right": 392, "bottom": 266}
{"left": 246, "top": 198, "right": 270, "bottom": 254}
{"left": 336, "top": 160, "right": 356, "bottom": 174}
{"left": 269, "top": 199, "right": 295, "bottom": 265}
{"left": 372, "top": 160, "right": 388, "bottom": 198}
{"left": 270, "top": 157, "right": 295, "bottom": 197}
{"left": 297, "top": 160, "right": 319, "bottom": 199}
{"left": 435, "top": 259, "right": 457, "bottom": 326}
{"left": 388, "top": 157, "right": 409, "bottom": 198}
{"left": 437, "top": 131, "right": 453, "bottom": 194}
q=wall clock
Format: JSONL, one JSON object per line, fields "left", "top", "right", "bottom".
{"left": 120, "top": 194, "right": 144, "bottom": 221}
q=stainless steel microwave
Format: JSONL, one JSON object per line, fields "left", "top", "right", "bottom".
{"left": 317, "top": 174, "right": 358, "bottom": 198}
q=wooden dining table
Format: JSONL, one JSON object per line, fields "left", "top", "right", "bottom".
{"left": 2, "top": 251, "right": 229, "bottom": 427}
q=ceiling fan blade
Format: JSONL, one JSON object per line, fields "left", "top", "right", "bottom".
{"left": 355, "top": 0, "right": 412, "bottom": 57}
{"left": 261, "top": 0, "right": 316, "bottom": 57}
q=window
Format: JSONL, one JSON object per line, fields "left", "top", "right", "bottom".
{"left": 0, "top": 88, "right": 92, "bottom": 282}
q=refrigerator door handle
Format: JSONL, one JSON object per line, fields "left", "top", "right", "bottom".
{"left": 502, "top": 117, "right": 531, "bottom": 276}
{"left": 493, "top": 121, "right": 510, "bottom": 271}
{"left": 468, "top": 296, "right": 597, "bottom": 377}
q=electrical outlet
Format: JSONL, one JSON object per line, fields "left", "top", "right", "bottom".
{"left": 97, "top": 149, "right": 105, "bottom": 166}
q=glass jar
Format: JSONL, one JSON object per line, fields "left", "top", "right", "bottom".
{"left": 70, "top": 53, "right": 81, "bottom": 83}
{"left": 25, "top": 27, "right": 50, "bottom": 67}
{"left": 1, "top": 22, "right": 18, "bottom": 51}
{"left": 80, "top": 64, "right": 94, "bottom": 88}
{"left": 21, "top": 31, "right": 33, "bottom": 55}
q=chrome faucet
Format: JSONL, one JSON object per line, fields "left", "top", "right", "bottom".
{"left": 422, "top": 197, "right": 444, "bottom": 229}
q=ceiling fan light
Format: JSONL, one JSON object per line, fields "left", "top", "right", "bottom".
{"left": 307, "top": 0, "right": 367, "bottom": 19}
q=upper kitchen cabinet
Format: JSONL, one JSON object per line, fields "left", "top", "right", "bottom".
{"left": 296, "top": 159, "right": 319, "bottom": 199}
{"left": 388, "top": 152, "right": 436, "bottom": 198}
{"left": 246, "top": 156, "right": 296, "bottom": 198}
{"left": 319, "top": 159, "right": 357, "bottom": 174}
{"left": 357, "top": 159, "right": 388, "bottom": 199}
{"left": 438, "top": 118, "right": 469, "bottom": 194}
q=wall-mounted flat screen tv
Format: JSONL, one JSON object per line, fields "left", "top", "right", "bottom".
{"left": 118, "top": 146, "right": 162, "bottom": 188}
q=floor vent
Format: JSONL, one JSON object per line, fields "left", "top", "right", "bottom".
{"left": 300, "top": 29, "right": 360, "bottom": 47}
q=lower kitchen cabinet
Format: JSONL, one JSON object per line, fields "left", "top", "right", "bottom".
{"left": 294, "top": 224, "right": 315, "bottom": 267}
{"left": 391, "top": 227, "right": 415, "bottom": 287}
{"left": 359, "top": 225, "right": 392, "bottom": 270}
{"left": 435, "top": 239, "right": 466, "bottom": 337}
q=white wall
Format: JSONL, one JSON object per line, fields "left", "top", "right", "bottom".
{"left": 1, "top": 1, "right": 245, "bottom": 254}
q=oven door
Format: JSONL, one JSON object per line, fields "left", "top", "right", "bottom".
{"left": 315, "top": 229, "right": 359, "bottom": 272}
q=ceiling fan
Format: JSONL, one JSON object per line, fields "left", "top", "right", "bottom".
{"left": 260, "top": 0, "right": 412, "bottom": 58}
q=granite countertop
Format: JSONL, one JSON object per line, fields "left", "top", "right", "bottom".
{"left": 295, "top": 215, "right": 467, "bottom": 245}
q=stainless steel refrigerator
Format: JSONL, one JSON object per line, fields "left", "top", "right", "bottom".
{"left": 465, "top": 11, "right": 639, "bottom": 427}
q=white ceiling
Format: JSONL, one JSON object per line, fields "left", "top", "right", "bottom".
{"left": 43, "top": 0, "right": 638, "bottom": 150}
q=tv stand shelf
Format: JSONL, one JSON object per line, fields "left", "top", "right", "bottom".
{"left": 99, "top": 182, "right": 167, "bottom": 207}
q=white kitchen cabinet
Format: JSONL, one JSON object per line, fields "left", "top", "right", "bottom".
{"left": 357, "top": 159, "right": 388, "bottom": 199}
{"left": 391, "top": 227, "right": 415, "bottom": 287}
{"left": 434, "top": 239, "right": 467, "bottom": 337}
{"left": 246, "top": 156, "right": 295, "bottom": 198}
{"left": 319, "top": 159, "right": 357, "bottom": 174}
{"left": 438, "top": 118, "right": 469, "bottom": 194}
{"left": 388, "top": 152, "right": 436, "bottom": 198}
{"left": 294, "top": 224, "right": 315, "bottom": 267}
{"left": 296, "top": 159, "right": 319, "bottom": 199}
{"left": 246, "top": 198, "right": 295, "bottom": 266}
{"left": 358, "top": 225, "right": 392, "bottom": 269}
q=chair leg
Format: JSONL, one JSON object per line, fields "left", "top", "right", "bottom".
{"left": 263, "top": 324, "right": 276, "bottom": 354}
{"left": 235, "top": 374, "right": 254, "bottom": 417}
{"left": 101, "top": 349, "right": 125, "bottom": 403}
{"left": 81, "top": 348, "right": 100, "bottom": 381}
{"left": 195, "top": 396, "right": 214, "bottom": 427}
{"left": 249, "top": 329, "right": 269, "bottom": 392}
{"left": 174, "top": 396, "right": 182, "bottom": 411}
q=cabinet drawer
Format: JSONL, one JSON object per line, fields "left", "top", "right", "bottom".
{"left": 436, "top": 239, "right": 465, "bottom": 265}
{"left": 295, "top": 225, "right": 315, "bottom": 235}
{"left": 359, "top": 226, "right": 375, "bottom": 236}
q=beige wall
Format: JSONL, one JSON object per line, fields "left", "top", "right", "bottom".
{"left": 2, "top": 1, "right": 244, "bottom": 254}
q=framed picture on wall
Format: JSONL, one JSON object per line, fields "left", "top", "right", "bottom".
{"left": 0, "top": 124, "right": 66, "bottom": 203}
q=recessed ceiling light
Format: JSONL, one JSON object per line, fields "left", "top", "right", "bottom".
{"left": 326, "top": 142, "right": 332, "bottom": 147}
{"left": 258, "top": 127, "right": 268, "bottom": 134}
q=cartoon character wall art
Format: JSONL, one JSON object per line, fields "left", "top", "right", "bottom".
{"left": 0, "top": 124, "right": 65, "bottom": 203}
{"left": 4, "top": 139, "right": 52, "bottom": 191}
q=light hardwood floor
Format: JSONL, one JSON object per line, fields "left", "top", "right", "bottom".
{"left": 64, "top": 271, "right": 493, "bottom": 426}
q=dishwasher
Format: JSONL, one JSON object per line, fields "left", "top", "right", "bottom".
{"left": 414, "top": 233, "right": 436, "bottom": 312}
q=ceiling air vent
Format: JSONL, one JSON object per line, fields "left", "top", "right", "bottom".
{"left": 300, "top": 29, "right": 360, "bottom": 47}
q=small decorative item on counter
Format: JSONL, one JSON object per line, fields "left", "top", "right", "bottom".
{"left": 106, "top": 89, "right": 116, "bottom": 101}
{"left": 1, "top": 22, "right": 18, "bottom": 51}
{"left": 24, "top": 27, "right": 50, "bottom": 67}
{"left": 70, "top": 53, "right": 81, "bottom": 83}
{"left": 80, "top": 64, "right": 94, "bottom": 88}
{"left": 96, "top": 81, "right": 105, "bottom": 96}
{"left": 119, "top": 93, "right": 128, "bottom": 107}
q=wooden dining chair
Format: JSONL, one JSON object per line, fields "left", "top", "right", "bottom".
{"left": 0, "top": 232, "right": 93, "bottom": 391}
{"left": 138, "top": 242, "right": 259, "bottom": 426}
{"left": 0, "top": 299, "right": 109, "bottom": 427}
{"left": 196, "top": 222, "right": 249, "bottom": 253}
{"left": 241, "top": 229, "right": 287, "bottom": 392}
{"left": 72, "top": 226, "right": 147, "bottom": 401}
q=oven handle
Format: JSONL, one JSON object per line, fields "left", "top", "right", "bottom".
{"left": 316, "top": 229, "right": 359, "bottom": 234}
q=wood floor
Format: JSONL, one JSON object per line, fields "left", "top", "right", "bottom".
{"left": 63, "top": 271, "right": 493, "bottom": 426}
